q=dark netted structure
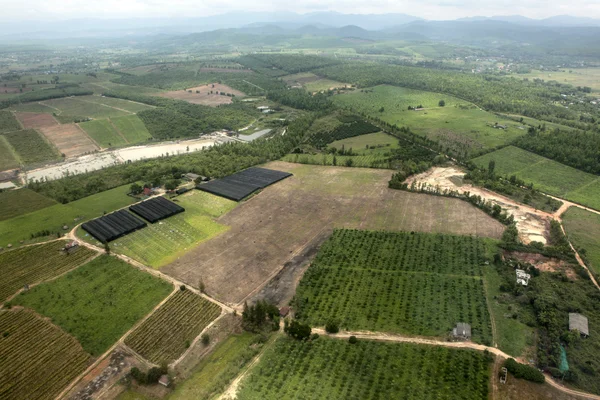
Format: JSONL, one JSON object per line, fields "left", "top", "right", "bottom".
{"left": 197, "top": 167, "right": 292, "bottom": 201}
{"left": 82, "top": 210, "right": 147, "bottom": 243}
{"left": 129, "top": 196, "right": 185, "bottom": 223}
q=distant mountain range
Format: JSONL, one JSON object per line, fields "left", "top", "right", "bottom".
{"left": 1, "top": 11, "right": 600, "bottom": 40}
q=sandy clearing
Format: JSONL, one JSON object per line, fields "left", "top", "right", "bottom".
{"left": 158, "top": 83, "right": 245, "bottom": 106}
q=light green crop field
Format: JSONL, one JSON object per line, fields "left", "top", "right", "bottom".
{"left": 79, "top": 119, "right": 127, "bottom": 148}
{"left": 328, "top": 131, "right": 398, "bottom": 151}
{"left": 0, "top": 183, "right": 136, "bottom": 247}
{"left": 85, "top": 191, "right": 236, "bottom": 268}
{"left": 81, "top": 96, "right": 153, "bottom": 113}
{"left": 473, "top": 146, "right": 600, "bottom": 210}
{"left": 237, "top": 337, "right": 492, "bottom": 400}
{"left": 2, "top": 129, "right": 60, "bottom": 165}
{"left": 0, "top": 135, "right": 19, "bottom": 170}
{"left": 40, "top": 96, "right": 130, "bottom": 119}
{"left": 110, "top": 115, "right": 152, "bottom": 143}
{"left": 563, "top": 207, "right": 600, "bottom": 275}
{"left": 0, "top": 188, "right": 56, "bottom": 221}
{"left": 13, "top": 255, "right": 173, "bottom": 356}
{"left": 333, "top": 85, "right": 528, "bottom": 155}
{"left": 8, "top": 102, "right": 56, "bottom": 113}
{"left": 516, "top": 68, "right": 600, "bottom": 92}
{"left": 0, "top": 111, "right": 21, "bottom": 133}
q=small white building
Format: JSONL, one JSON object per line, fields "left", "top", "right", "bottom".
{"left": 516, "top": 269, "right": 531, "bottom": 286}
{"left": 257, "top": 106, "right": 270, "bottom": 110}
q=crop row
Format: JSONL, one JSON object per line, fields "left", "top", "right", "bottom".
{"left": 237, "top": 337, "right": 491, "bottom": 400}
{"left": 0, "top": 240, "right": 96, "bottom": 302}
{"left": 0, "top": 309, "right": 91, "bottom": 400}
{"left": 125, "top": 289, "right": 221, "bottom": 364}
{"left": 282, "top": 153, "right": 391, "bottom": 169}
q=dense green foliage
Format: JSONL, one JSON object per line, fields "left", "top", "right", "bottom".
{"left": 2, "top": 129, "right": 59, "bottom": 165}
{"left": 309, "top": 119, "right": 379, "bottom": 148}
{"left": 0, "top": 87, "right": 92, "bottom": 109}
{"left": 293, "top": 229, "right": 493, "bottom": 344}
{"left": 237, "top": 337, "right": 492, "bottom": 400}
{"left": 0, "top": 188, "right": 56, "bottom": 221}
{"left": 504, "top": 358, "right": 545, "bottom": 383}
{"left": 13, "top": 255, "right": 172, "bottom": 356}
{"left": 266, "top": 88, "right": 332, "bottom": 111}
{"left": 29, "top": 114, "right": 314, "bottom": 202}
{"left": 0, "top": 111, "right": 21, "bottom": 133}
{"left": 239, "top": 54, "right": 341, "bottom": 74}
{"left": 242, "top": 300, "right": 280, "bottom": 333}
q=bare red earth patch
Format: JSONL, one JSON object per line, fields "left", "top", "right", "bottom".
{"left": 39, "top": 124, "right": 98, "bottom": 158}
{"left": 16, "top": 112, "right": 58, "bottom": 129}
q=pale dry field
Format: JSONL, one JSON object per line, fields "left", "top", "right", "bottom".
{"left": 39, "top": 124, "right": 98, "bottom": 158}
{"left": 15, "top": 112, "right": 58, "bottom": 129}
{"left": 158, "top": 83, "right": 245, "bottom": 106}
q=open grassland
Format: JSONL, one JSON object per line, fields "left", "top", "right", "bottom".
{"left": 516, "top": 68, "right": 600, "bottom": 92}
{"left": 157, "top": 83, "right": 245, "bottom": 106}
{"left": 238, "top": 337, "right": 492, "bottom": 400}
{"left": 110, "top": 115, "right": 152, "bottom": 143}
{"left": 162, "top": 162, "right": 504, "bottom": 304}
{"left": 125, "top": 289, "right": 221, "bottom": 364}
{"left": 102, "top": 191, "right": 236, "bottom": 268}
{"left": 2, "top": 129, "right": 60, "bottom": 165}
{"left": 282, "top": 72, "right": 349, "bottom": 92}
{"left": 40, "top": 96, "right": 130, "bottom": 119}
{"left": 473, "top": 146, "right": 600, "bottom": 210}
{"left": 333, "top": 85, "right": 528, "bottom": 155}
{"left": 0, "top": 111, "right": 21, "bottom": 132}
{"left": 562, "top": 207, "right": 600, "bottom": 275}
{"left": 0, "top": 136, "right": 19, "bottom": 170}
{"left": 39, "top": 124, "right": 98, "bottom": 158}
{"left": 0, "top": 309, "right": 91, "bottom": 400}
{"left": 0, "top": 183, "right": 136, "bottom": 248}
{"left": 294, "top": 230, "right": 494, "bottom": 344}
{"left": 13, "top": 255, "right": 173, "bottom": 356}
{"left": 0, "top": 240, "right": 96, "bottom": 303}
{"left": 80, "top": 95, "right": 153, "bottom": 113}
{"left": 79, "top": 119, "right": 127, "bottom": 148}
{"left": 0, "top": 188, "right": 56, "bottom": 221}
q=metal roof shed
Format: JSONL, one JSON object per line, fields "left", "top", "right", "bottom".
{"left": 569, "top": 313, "right": 589, "bottom": 337}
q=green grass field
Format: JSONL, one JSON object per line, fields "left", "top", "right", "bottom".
{"left": 13, "top": 255, "right": 172, "bottom": 356}
{"left": 0, "top": 188, "right": 56, "bottom": 221}
{"left": 237, "top": 337, "right": 492, "bottom": 400}
{"left": 473, "top": 146, "right": 600, "bottom": 210}
{"left": 0, "top": 136, "right": 19, "bottom": 170}
{"left": 294, "top": 229, "right": 493, "bottom": 345}
{"left": 0, "top": 111, "right": 21, "bottom": 133}
{"left": 2, "top": 129, "right": 60, "bottom": 165}
{"left": 0, "top": 183, "right": 136, "bottom": 248}
{"left": 40, "top": 96, "right": 130, "bottom": 119}
{"left": 84, "top": 191, "right": 236, "bottom": 268}
{"left": 79, "top": 119, "right": 127, "bottom": 148}
{"left": 81, "top": 96, "right": 153, "bottom": 113}
{"left": 328, "top": 131, "right": 398, "bottom": 151}
{"left": 8, "top": 102, "right": 56, "bottom": 113}
{"left": 333, "top": 85, "right": 528, "bottom": 156}
{"left": 562, "top": 207, "right": 600, "bottom": 275}
{"left": 516, "top": 68, "right": 600, "bottom": 92}
{"left": 110, "top": 115, "right": 152, "bottom": 143}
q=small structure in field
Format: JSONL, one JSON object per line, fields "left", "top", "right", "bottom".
{"left": 279, "top": 306, "right": 290, "bottom": 318}
{"left": 500, "top": 367, "right": 508, "bottom": 384}
{"left": 143, "top": 187, "right": 153, "bottom": 197}
{"left": 452, "top": 323, "right": 471, "bottom": 340}
{"left": 63, "top": 241, "right": 79, "bottom": 253}
{"left": 183, "top": 173, "right": 200, "bottom": 182}
{"left": 516, "top": 269, "right": 531, "bottom": 286}
{"left": 569, "top": 313, "right": 589, "bottom": 337}
{"left": 158, "top": 375, "right": 170, "bottom": 387}
{"left": 257, "top": 105, "right": 270, "bottom": 110}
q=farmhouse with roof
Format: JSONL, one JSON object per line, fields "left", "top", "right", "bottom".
{"left": 516, "top": 269, "right": 531, "bottom": 286}
{"left": 452, "top": 323, "right": 471, "bottom": 340}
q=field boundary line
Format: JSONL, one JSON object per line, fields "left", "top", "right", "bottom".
{"left": 170, "top": 312, "right": 227, "bottom": 368}
{"left": 108, "top": 118, "right": 130, "bottom": 144}
{"left": 74, "top": 97, "right": 135, "bottom": 115}
{"left": 76, "top": 122, "right": 102, "bottom": 149}
{"left": 482, "top": 276, "right": 498, "bottom": 348}
{"left": 38, "top": 101, "right": 63, "bottom": 116}
{"left": 10, "top": 110, "right": 24, "bottom": 130}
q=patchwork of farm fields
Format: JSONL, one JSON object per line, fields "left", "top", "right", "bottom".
{"left": 162, "top": 162, "right": 504, "bottom": 304}
{"left": 237, "top": 337, "right": 492, "bottom": 400}
{"left": 38, "top": 96, "right": 131, "bottom": 119}
{"left": 473, "top": 146, "right": 600, "bottom": 210}
{"left": 2, "top": 129, "right": 60, "bottom": 166}
{"left": 562, "top": 207, "right": 600, "bottom": 275}
{"left": 125, "top": 289, "right": 221, "bottom": 364}
{"left": 0, "top": 309, "right": 91, "bottom": 400}
{"left": 294, "top": 230, "right": 493, "bottom": 344}
{"left": 13, "top": 255, "right": 173, "bottom": 356}
{"left": 333, "top": 85, "right": 529, "bottom": 156}
{"left": 0, "top": 184, "right": 136, "bottom": 254}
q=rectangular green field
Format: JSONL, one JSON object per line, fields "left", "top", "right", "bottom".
{"left": 9, "top": 103, "right": 56, "bottom": 113}
{"left": 2, "top": 129, "right": 60, "bottom": 165}
{"left": 0, "top": 111, "right": 21, "bottom": 133}
{"left": 82, "top": 96, "right": 153, "bottom": 113}
{"left": 237, "top": 337, "right": 492, "bottom": 400}
{"left": 79, "top": 119, "right": 127, "bottom": 148}
{"left": 13, "top": 255, "right": 173, "bottom": 356}
{"left": 0, "top": 188, "right": 56, "bottom": 221}
{"left": 562, "top": 207, "right": 600, "bottom": 275}
{"left": 282, "top": 153, "right": 392, "bottom": 169}
{"left": 41, "top": 97, "right": 130, "bottom": 119}
{"left": 110, "top": 115, "right": 152, "bottom": 143}
{"left": 328, "top": 131, "right": 398, "bottom": 151}
{"left": 294, "top": 229, "right": 493, "bottom": 345}
{"left": 0, "top": 135, "right": 19, "bottom": 170}
{"left": 0, "top": 183, "right": 136, "bottom": 248}
{"left": 473, "top": 146, "right": 600, "bottom": 209}
{"left": 333, "top": 85, "right": 527, "bottom": 155}
{"left": 86, "top": 191, "right": 236, "bottom": 268}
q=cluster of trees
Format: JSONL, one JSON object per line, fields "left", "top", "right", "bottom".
{"left": 504, "top": 358, "right": 545, "bottom": 383}
{"left": 242, "top": 300, "right": 280, "bottom": 333}
{"left": 514, "top": 127, "right": 600, "bottom": 175}
{"left": 238, "top": 54, "right": 340, "bottom": 75}
{"left": 130, "top": 364, "right": 168, "bottom": 385}
{"left": 266, "top": 88, "right": 332, "bottom": 111}
{"left": 284, "top": 319, "right": 312, "bottom": 340}
{"left": 28, "top": 114, "right": 315, "bottom": 203}
{"left": 309, "top": 120, "right": 379, "bottom": 148}
{"left": 0, "top": 87, "right": 92, "bottom": 109}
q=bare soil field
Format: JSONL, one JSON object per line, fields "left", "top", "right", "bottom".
{"left": 15, "top": 112, "right": 58, "bottom": 129}
{"left": 158, "top": 83, "right": 245, "bottom": 106}
{"left": 162, "top": 162, "right": 504, "bottom": 305}
{"left": 406, "top": 166, "right": 553, "bottom": 244}
{"left": 39, "top": 124, "right": 98, "bottom": 158}
{"left": 506, "top": 251, "right": 579, "bottom": 280}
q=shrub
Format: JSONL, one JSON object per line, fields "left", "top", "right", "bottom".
{"left": 284, "top": 319, "right": 311, "bottom": 340}
{"left": 201, "top": 333, "right": 210, "bottom": 346}
{"left": 504, "top": 358, "right": 545, "bottom": 383}
{"left": 348, "top": 336, "right": 358, "bottom": 344}
{"left": 147, "top": 367, "right": 163, "bottom": 384}
{"left": 325, "top": 320, "right": 340, "bottom": 334}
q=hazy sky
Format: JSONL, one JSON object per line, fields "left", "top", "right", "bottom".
{"left": 4, "top": 0, "right": 600, "bottom": 20}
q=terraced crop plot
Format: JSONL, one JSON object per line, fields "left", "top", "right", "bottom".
{"left": 3, "top": 129, "right": 60, "bottom": 165}
{"left": 0, "top": 240, "right": 96, "bottom": 302}
{"left": 129, "top": 196, "right": 185, "bottom": 223}
{"left": 14, "top": 112, "right": 58, "bottom": 129}
{"left": 0, "top": 309, "right": 91, "bottom": 400}
{"left": 39, "top": 124, "right": 98, "bottom": 158}
{"left": 82, "top": 209, "right": 147, "bottom": 243}
{"left": 294, "top": 229, "right": 493, "bottom": 344}
{"left": 0, "top": 110, "right": 21, "bottom": 132}
{"left": 110, "top": 115, "right": 152, "bottom": 143}
{"left": 125, "top": 289, "right": 221, "bottom": 364}
{"left": 0, "top": 189, "right": 56, "bottom": 221}
{"left": 79, "top": 119, "right": 127, "bottom": 148}
{"left": 197, "top": 167, "right": 292, "bottom": 201}
{"left": 237, "top": 337, "right": 492, "bottom": 400}
{"left": 13, "top": 255, "right": 173, "bottom": 356}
